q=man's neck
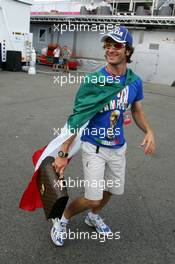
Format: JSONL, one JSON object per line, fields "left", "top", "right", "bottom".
{"left": 106, "top": 64, "right": 127, "bottom": 77}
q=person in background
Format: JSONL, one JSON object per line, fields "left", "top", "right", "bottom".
{"left": 62, "top": 45, "right": 71, "bottom": 73}
{"left": 53, "top": 45, "right": 61, "bottom": 71}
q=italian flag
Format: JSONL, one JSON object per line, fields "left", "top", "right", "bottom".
{"left": 19, "top": 68, "right": 138, "bottom": 211}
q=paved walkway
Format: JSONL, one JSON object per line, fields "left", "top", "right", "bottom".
{"left": 0, "top": 70, "right": 175, "bottom": 264}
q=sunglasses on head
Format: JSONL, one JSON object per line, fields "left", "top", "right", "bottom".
{"left": 103, "top": 42, "right": 125, "bottom": 50}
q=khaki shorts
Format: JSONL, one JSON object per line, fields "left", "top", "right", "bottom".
{"left": 82, "top": 141, "right": 127, "bottom": 201}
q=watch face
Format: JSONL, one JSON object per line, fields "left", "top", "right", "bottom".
{"left": 58, "top": 151, "right": 68, "bottom": 158}
{"left": 58, "top": 151, "right": 64, "bottom": 157}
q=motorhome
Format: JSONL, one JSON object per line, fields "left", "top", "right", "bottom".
{"left": 0, "top": 0, "right": 33, "bottom": 66}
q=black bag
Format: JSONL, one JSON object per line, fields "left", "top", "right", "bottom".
{"left": 37, "top": 156, "right": 69, "bottom": 220}
{"left": 6, "top": 50, "right": 22, "bottom": 72}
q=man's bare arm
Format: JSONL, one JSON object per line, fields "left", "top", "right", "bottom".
{"left": 60, "top": 134, "right": 77, "bottom": 153}
{"left": 131, "top": 101, "right": 156, "bottom": 155}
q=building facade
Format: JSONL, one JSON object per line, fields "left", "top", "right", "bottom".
{"left": 30, "top": 0, "right": 175, "bottom": 85}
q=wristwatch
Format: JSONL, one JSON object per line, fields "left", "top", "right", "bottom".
{"left": 58, "top": 150, "right": 68, "bottom": 158}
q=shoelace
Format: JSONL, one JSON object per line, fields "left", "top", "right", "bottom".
{"left": 60, "top": 222, "right": 67, "bottom": 232}
{"left": 53, "top": 218, "right": 67, "bottom": 232}
{"left": 60, "top": 222, "right": 67, "bottom": 239}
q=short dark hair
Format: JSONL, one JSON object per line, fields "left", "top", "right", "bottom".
{"left": 125, "top": 43, "right": 134, "bottom": 63}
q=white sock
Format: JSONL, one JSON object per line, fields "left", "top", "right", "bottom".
{"left": 60, "top": 214, "right": 69, "bottom": 224}
{"left": 88, "top": 211, "right": 99, "bottom": 219}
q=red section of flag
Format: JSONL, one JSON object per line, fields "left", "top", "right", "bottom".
{"left": 19, "top": 146, "right": 47, "bottom": 211}
{"left": 19, "top": 145, "right": 72, "bottom": 212}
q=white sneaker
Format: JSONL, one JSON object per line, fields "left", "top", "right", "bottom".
{"left": 85, "top": 213, "right": 112, "bottom": 236}
{"left": 51, "top": 218, "right": 67, "bottom": 246}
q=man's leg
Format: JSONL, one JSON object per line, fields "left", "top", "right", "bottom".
{"left": 63, "top": 197, "right": 101, "bottom": 219}
{"left": 56, "top": 58, "right": 60, "bottom": 71}
{"left": 66, "top": 61, "right": 69, "bottom": 72}
{"left": 91, "top": 191, "right": 112, "bottom": 214}
{"left": 63, "top": 190, "right": 112, "bottom": 219}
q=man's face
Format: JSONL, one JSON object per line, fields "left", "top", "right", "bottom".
{"left": 103, "top": 38, "right": 127, "bottom": 66}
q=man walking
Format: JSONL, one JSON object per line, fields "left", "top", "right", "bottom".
{"left": 51, "top": 26, "right": 156, "bottom": 246}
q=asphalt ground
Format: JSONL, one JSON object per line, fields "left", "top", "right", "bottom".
{"left": 0, "top": 67, "right": 175, "bottom": 264}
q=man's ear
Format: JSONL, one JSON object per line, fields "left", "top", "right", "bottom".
{"left": 126, "top": 49, "right": 130, "bottom": 56}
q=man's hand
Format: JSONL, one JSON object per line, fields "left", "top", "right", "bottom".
{"left": 52, "top": 134, "right": 76, "bottom": 178}
{"left": 52, "top": 157, "right": 68, "bottom": 179}
{"left": 140, "top": 130, "right": 156, "bottom": 155}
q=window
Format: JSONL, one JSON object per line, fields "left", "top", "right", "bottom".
{"left": 149, "top": 43, "right": 159, "bottom": 50}
{"left": 39, "top": 29, "right": 47, "bottom": 43}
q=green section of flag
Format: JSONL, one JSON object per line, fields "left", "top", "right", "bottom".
{"left": 67, "top": 68, "right": 139, "bottom": 133}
